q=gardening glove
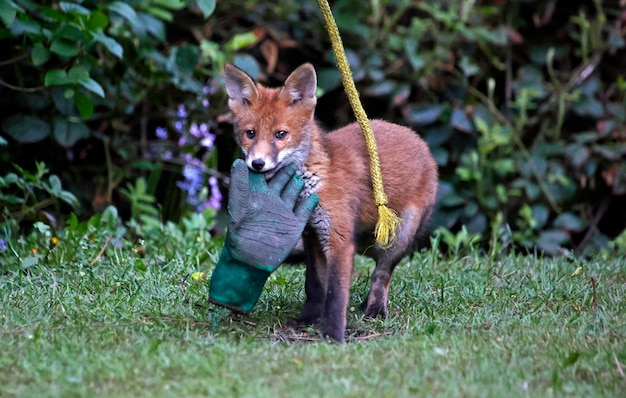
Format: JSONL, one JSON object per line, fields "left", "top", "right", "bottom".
{"left": 209, "top": 159, "right": 318, "bottom": 313}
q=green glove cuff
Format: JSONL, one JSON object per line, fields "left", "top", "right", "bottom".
{"left": 209, "top": 244, "right": 272, "bottom": 313}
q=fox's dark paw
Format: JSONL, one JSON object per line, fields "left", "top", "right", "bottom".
{"left": 360, "top": 300, "right": 388, "bottom": 319}
{"left": 321, "top": 326, "right": 344, "bottom": 342}
{"left": 286, "top": 315, "right": 317, "bottom": 329}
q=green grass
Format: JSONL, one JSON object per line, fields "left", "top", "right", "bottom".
{"left": 1, "top": 224, "right": 625, "bottom": 397}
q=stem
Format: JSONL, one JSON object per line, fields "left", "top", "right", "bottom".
{"left": 0, "top": 78, "right": 45, "bottom": 92}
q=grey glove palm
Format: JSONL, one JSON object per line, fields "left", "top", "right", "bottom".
{"left": 209, "top": 159, "right": 318, "bottom": 313}
{"left": 225, "top": 159, "right": 318, "bottom": 270}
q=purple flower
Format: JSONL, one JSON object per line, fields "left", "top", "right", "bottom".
{"left": 177, "top": 164, "right": 204, "bottom": 207}
{"left": 155, "top": 126, "right": 168, "bottom": 139}
{"left": 174, "top": 121, "right": 184, "bottom": 133}
{"left": 189, "top": 122, "right": 201, "bottom": 138}
{"left": 202, "top": 99, "right": 210, "bottom": 108}
{"left": 201, "top": 176, "right": 222, "bottom": 211}
{"left": 0, "top": 238, "right": 6, "bottom": 251}
{"left": 200, "top": 135, "right": 215, "bottom": 149}
{"left": 177, "top": 104, "right": 188, "bottom": 119}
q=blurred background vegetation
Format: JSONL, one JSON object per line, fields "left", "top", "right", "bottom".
{"left": 1, "top": 0, "right": 625, "bottom": 256}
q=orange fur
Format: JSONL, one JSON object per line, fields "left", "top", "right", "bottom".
{"left": 224, "top": 63, "right": 438, "bottom": 341}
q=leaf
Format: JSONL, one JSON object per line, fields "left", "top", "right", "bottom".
{"left": 59, "top": 1, "right": 90, "bottom": 14}
{"left": 68, "top": 65, "right": 90, "bottom": 84}
{"left": 451, "top": 107, "right": 473, "bottom": 133}
{"left": 191, "top": 272, "right": 207, "bottom": 281}
{"left": 9, "top": 18, "right": 40, "bottom": 35}
{"left": 31, "top": 42, "right": 50, "bottom": 66}
{"left": 48, "top": 175, "right": 62, "bottom": 196}
{"left": 146, "top": 6, "right": 173, "bottom": 22}
{"left": 50, "top": 39, "right": 79, "bottom": 57}
{"left": 225, "top": 32, "right": 258, "bottom": 52}
{"left": 79, "top": 78, "right": 105, "bottom": 97}
{"left": 565, "top": 144, "right": 590, "bottom": 168}
{"left": 0, "top": 0, "right": 17, "bottom": 27}
{"left": 423, "top": 125, "right": 453, "bottom": 148}
{"left": 571, "top": 96, "right": 604, "bottom": 119}
{"left": 53, "top": 117, "right": 90, "bottom": 147}
{"left": 44, "top": 69, "right": 70, "bottom": 86}
{"left": 364, "top": 81, "right": 396, "bottom": 97}
{"left": 137, "top": 12, "right": 166, "bottom": 42}
{"left": 514, "top": 65, "right": 547, "bottom": 99}
{"left": 21, "top": 256, "right": 39, "bottom": 270}
{"left": 51, "top": 87, "right": 77, "bottom": 115}
{"left": 553, "top": 213, "right": 585, "bottom": 232}
{"left": 316, "top": 67, "right": 342, "bottom": 92}
{"left": 459, "top": 56, "right": 479, "bottom": 77}
{"left": 93, "top": 32, "right": 123, "bottom": 58}
{"left": 232, "top": 54, "right": 260, "bottom": 80}
{"left": 403, "top": 38, "right": 424, "bottom": 71}
{"left": 195, "top": 0, "right": 216, "bottom": 18}
{"left": 108, "top": 1, "right": 137, "bottom": 21}
{"left": 73, "top": 92, "right": 94, "bottom": 119}
{"left": 402, "top": 103, "right": 445, "bottom": 126}
{"left": 531, "top": 204, "right": 549, "bottom": 229}
{"left": 537, "top": 230, "right": 570, "bottom": 254}
{"left": 174, "top": 45, "right": 200, "bottom": 73}
{"left": 3, "top": 115, "right": 51, "bottom": 143}
{"left": 99, "top": 205, "right": 120, "bottom": 230}
{"left": 88, "top": 10, "right": 109, "bottom": 30}
{"left": 153, "top": 0, "right": 187, "bottom": 9}
{"left": 59, "top": 191, "right": 79, "bottom": 208}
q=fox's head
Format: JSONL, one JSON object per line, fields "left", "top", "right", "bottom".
{"left": 224, "top": 63, "right": 317, "bottom": 175}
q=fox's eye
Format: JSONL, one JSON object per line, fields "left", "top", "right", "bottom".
{"left": 245, "top": 130, "right": 256, "bottom": 139}
{"left": 274, "top": 130, "right": 288, "bottom": 140}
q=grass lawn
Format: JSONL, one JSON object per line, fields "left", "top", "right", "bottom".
{"left": 1, "top": 228, "right": 624, "bottom": 397}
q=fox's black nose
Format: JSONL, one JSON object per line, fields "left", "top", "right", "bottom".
{"left": 251, "top": 159, "right": 265, "bottom": 171}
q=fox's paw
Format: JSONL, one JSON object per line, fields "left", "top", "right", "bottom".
{"left": 286, "top": 314, "right": 318, "bottom": 328}
{"left": 360, "top": 300, "right": 388, "bottom": 320}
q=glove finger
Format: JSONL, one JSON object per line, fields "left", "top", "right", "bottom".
{"left": 281, "top": 173, "right": 305, "bottom": 209}
{"left": 228, "top": 159, "right": 250, "bottom": 218}
{"left": 267, "top": 163, "right": 297, "bottom": 194}
{"left": 230, "top": 159, "right": 250, "bottom": 195}
{"left": 293, "top": 193, "right": 319, "bottom": 223}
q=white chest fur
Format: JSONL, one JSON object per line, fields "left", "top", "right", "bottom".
{"left": 299, "top": 167, "right": 331, "bottom": 252}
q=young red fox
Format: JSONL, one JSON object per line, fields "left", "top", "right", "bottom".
{"left": 224, "top": 63, "right": 438, "bottom": 341}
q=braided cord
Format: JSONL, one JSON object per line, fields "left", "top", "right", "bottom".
{"left": 316, "top": 0, "right": 401, "bottom": 247}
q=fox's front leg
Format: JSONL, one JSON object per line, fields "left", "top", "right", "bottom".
{"left": 322, "top": 241, "right": 355, "bottom": 342}
{"left": 295, "top": 234, "right": 328, "bottom": 325}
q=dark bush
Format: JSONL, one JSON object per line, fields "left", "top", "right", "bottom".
{"left": 1, "top": 0, "right": 625, "bottom": 255}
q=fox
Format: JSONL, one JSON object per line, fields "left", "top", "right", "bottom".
{"left": 224, "top": 63, "right": 438, "bottom": 341}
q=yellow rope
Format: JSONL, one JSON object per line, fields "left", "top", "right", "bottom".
{"left": 316, "top": 0, "right": 401, "bottom": 248}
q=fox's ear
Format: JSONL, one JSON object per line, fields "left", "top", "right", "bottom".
{"left": 281, "top": 63, "right": 317, "bottom": 109}
{"left": 224, "top": 64, "right": 258, "bottom": 106}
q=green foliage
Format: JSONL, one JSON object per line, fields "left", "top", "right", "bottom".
{"left": 314, "top": 0, "right": 626, "bottom": 254}
{"left": 0, "top": 162, "right": 78, "bottom": 232}
{"left": 2, "top": 0, "right": 625, "bottom": 255}
{"left": 0, "top": 0, "right": 219, "bottom": 137}
{"left": 120, "top": 177, "right": 160, "bottom": 228}
{"left": 0, "top": 0, "right": 230, "bottom": 230}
